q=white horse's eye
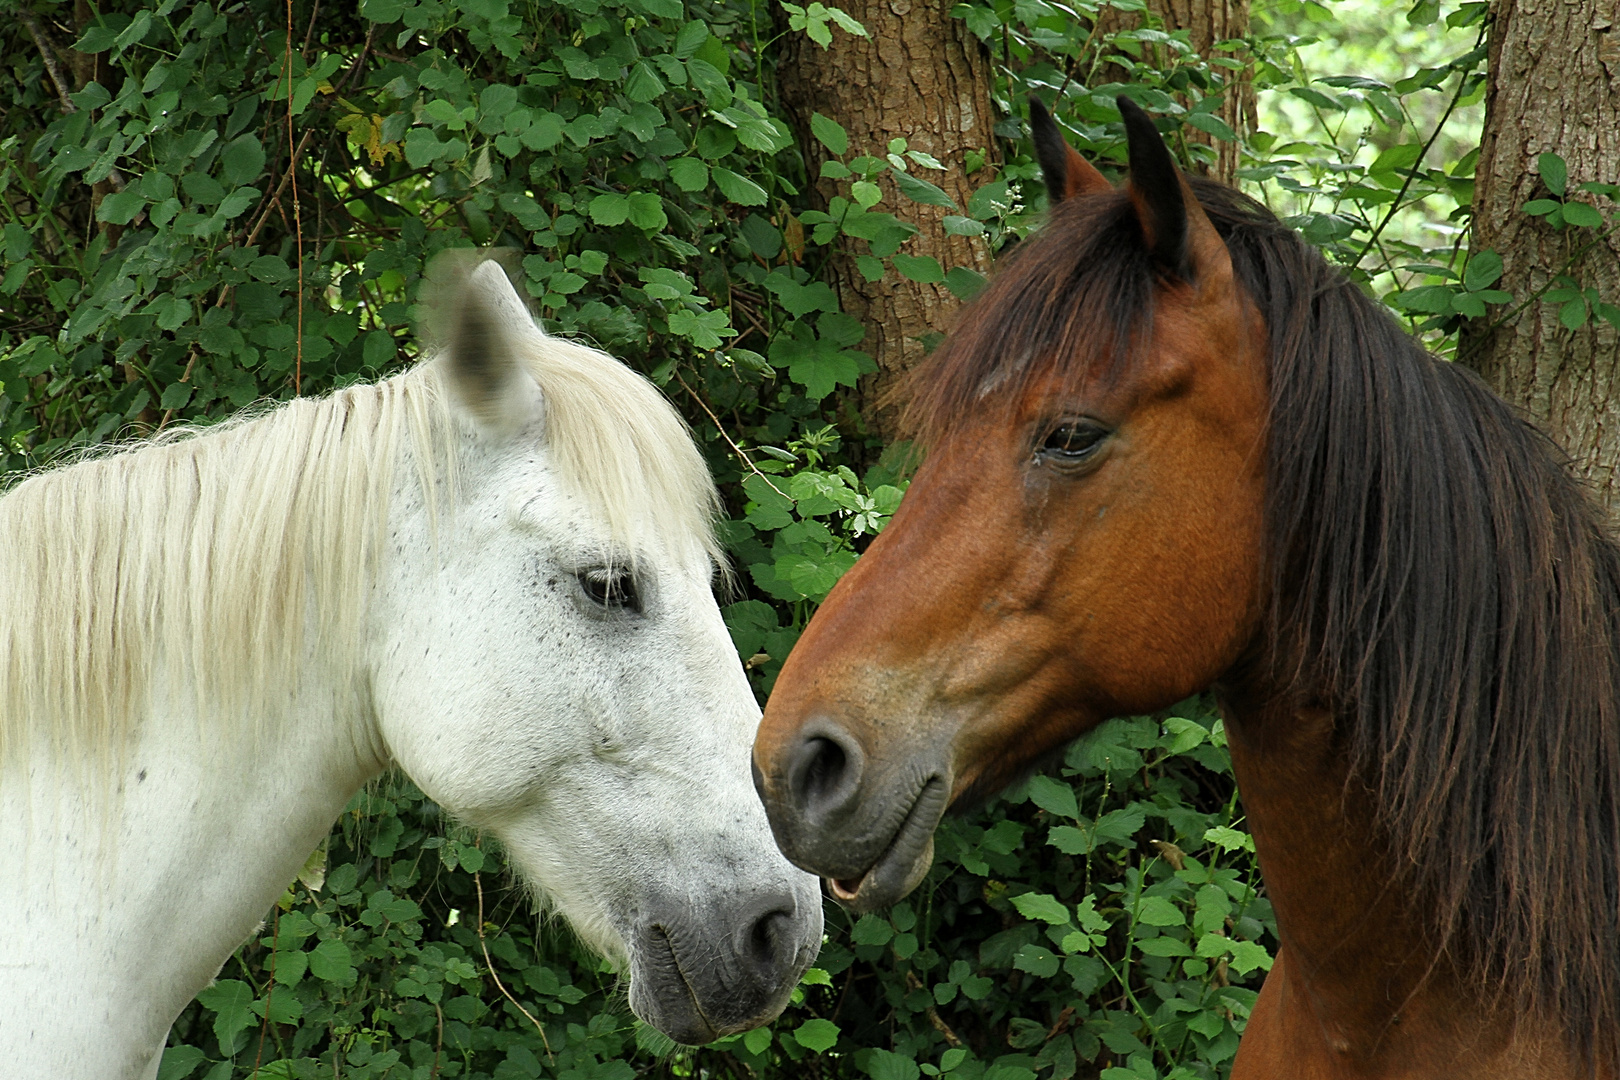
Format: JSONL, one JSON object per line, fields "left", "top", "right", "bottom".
{"left": 578, "top": 567, "right": 641, "bottom": 613}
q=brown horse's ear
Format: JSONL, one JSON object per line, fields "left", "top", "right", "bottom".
{"left": 1117, "top": 95, "right": 1231, "bottom": 294}
{"left": 1029, "top": 96, "right": 1111, "bottom": 204}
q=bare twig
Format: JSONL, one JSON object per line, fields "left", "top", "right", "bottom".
{"left": 240, "top": 128, "right": 317, "bottom": 249}
{"left": 474, "top": 870, "right": 554, "bottom": 1063}
{"left": 20, "top": 10, "right": 74, "bottom": 113}
{"left": 429, "top": 1001, "right": 444, "bottom": 1079}
{"left": 671, "top": 368, "right": 790, "bottom": 500}
{"left": 904, "top": 970, "right": 962, "bottom": 1047}
{"left": 157, "top": 285, "right": 237, "bottom": 428}
{"left": 22, "top": 9, "right": 127, "bottom": 193}
{"left": 252, "top": 906, "right": 283, "bottom": 1074}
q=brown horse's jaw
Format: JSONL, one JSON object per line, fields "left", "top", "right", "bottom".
{"left": 812, "top": 775, "right": 948, "bottom": 913}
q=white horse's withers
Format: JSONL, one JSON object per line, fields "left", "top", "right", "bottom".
{"left": 0, "top": 260, "right": 822, "bottom": 1079}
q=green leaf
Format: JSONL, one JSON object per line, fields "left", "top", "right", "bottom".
{"left": 589, "top": 193, "right": 630, "bottom": 226}
{"left": 271, "top": 948, "right": 308, "bottom": 986}
{"left": 1185, "top": 112, "right": 1237, "bottom": 141}
{"left": 362, "top": 330, "right": 396, "bottom": 368}
{"left": 626, "top": 192, "right": 668, "bottom": 231}
{"left": 1026, "top": 775, "right": 1078, "bottom": 819}
{"left": 686, "top": 59, "right": 733, "bottom": 108}
{"left": 944, "top": 266, "right": 987, "bottom": 300}
{"left": 865, "top": 1049, "right": 921, "bottom": 1080}
{"left": 1093, "top": 805, "right": 1146, "bottom": 847}
{"left": 1203, "top": 825, "right": 1254, "bottom": 852}
{"left": 308, "top": 939, "right": 356, "bottom": 985}
{"left": 220, "top": 134, "right": 266, "bottom": 186}
{"left": 855, "top": 255, "right": 886, "bottom": 282}
{"left": 1134, "top": 935, "right": 1192, "bottom": 956}
{"left": 1012, "top": 943, "right": 1060, "bottom": 977}
{"left": 1369, "top": 143, "right": 1422, "bottom": 176}
{"left": 892, "top": 168, "right": 957, "bottom": 209}
{"left": 1135, "top": 895, "right": 1185, "bottom": 927}
{"left": 1287, "top": 86, "right": 1344, "bottom": 111}
{"left": 1560, "top": 297, "right": 1590, "bottom": 330}
{"left": 851, "top": 914, "right": 895, "bottom": 946}
{"left": 669, "top": 157, "right": 709, "bottom": 192}
{"left": 157, "top": 1046, "right": 207, "bottom": 1080}
{"left": 160, "top": 382, "right": 194, "bottom": 410}
{"left": 810, "top": 112, "right": 849, "bottom": 156}
{"left": 1048, "top": 824, "right": 1094, "bottom": 855}
{"left": 1562, "top": 201, "right": 1603, "bottom": 228}
{"left": 743, "top": 1026, "right": 774, "bottom": 1054}
{"left": 1227, "top": 940, "right": 1273, "bottom": 975}
{"left": 97, "top": 190, "right": 146, "bottom": 225}
{"left": 673, "top": 21, "right": 711, "bottom": 59}
{"left": 1463, "top": 250, "right": 1503, "bottom": 291}
{"left": 624, "top": 61, "right": 666, "bottom": 103}
{"left": 1406, "top": 0, "right": 1440, "bottom": 24}
{"left": 892, "top": 254, "right": 944, "bottom": 284}
{"left": 196, "top": 978, "right": 255, "bottom": 1048}
{"left": 712, "top": 167, "right": 770, "bottom": 206}
{"left": 825, "top": 6, "right": 871, "bottom": 36}
{"left": 250, "top": 255, "right": 291, "bottom": 282}
{"left": 360, "top": 0, "right": 406, "bottom": 20}
{"left": 1538, "top": 153, "right": 1568, "bottom": 197}
{"left": 794, "top": 1018, "right": 840, "bottom": 1052}
{"left": 1010, "top": 891, "right": 1072, "bottom": 925}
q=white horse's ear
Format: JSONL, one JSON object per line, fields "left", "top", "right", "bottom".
{"left": 429, "top": 256, "right": 545, "bottom": 438}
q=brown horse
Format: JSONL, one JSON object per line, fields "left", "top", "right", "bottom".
{"left": 752, "top": 96, "right": 1620, "bottom": 1079}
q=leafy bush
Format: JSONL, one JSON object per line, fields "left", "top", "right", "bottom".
{"left": 7, "top": 0, "right": 1613, "bottom": 1077}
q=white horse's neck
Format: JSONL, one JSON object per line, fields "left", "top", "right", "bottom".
{"left": 0, "top": 666, "right": 385, "bottom": 1079}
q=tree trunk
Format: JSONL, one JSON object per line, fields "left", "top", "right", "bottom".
{"left": 777, "top": 1, "right": 1000, "bottom": 437}
{"left": 1461, "top": 0, "right": 1620, "bottom": 524}
{"left": 1094, "top": 0, "right": 1253, "bottom": 184}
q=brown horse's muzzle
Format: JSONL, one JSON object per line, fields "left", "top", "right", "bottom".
{"left": 752, "top": 713, "right": 952, "bottom": 911}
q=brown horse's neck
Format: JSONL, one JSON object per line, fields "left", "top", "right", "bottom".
{"left": 1216, "top": 690, "right": 1591, "bottom": 1080}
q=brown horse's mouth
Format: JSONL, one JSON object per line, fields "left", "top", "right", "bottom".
{"left": 823, "top": 775, "right": 949, "bottom": 911}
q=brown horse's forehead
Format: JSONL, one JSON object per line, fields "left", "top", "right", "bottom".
{"left": 967, "top": 294, "right": 1255, "bottom": 433}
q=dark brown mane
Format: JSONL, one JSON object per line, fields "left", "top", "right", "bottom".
{"left": 906, "top": 177, "right": 1620, "bottom": 1063}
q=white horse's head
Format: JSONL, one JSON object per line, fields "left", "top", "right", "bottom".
{"left": 369, "top": 260, "right": 821, "bottom": 1042}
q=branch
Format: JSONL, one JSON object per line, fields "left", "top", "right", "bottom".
{"left": 20, "top": 10, "right": 126, "bottom": 193}
{"left": 672, "top": 368, "right": 790, "bottom": 500}
{"left": 474, "top": 869, "right": 554, "bottom": 1064}
{"left": 20, "top": 9, "right": 74, "bottom": 113}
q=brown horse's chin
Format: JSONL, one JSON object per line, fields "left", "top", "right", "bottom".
{"left": 822, "top": 777, "right": 949, "bottom": 912}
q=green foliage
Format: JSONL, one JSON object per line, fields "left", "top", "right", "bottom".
{"left": 6, "top": 0, "right": 1614, "bottom": 1077}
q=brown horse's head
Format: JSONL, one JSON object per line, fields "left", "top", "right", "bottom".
{"left": 752, "top": 98, "right": 1272, "bottom": 910}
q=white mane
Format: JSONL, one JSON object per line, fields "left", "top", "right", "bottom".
{"left": 0, "top": 315, "right": 720, "bottom": 766}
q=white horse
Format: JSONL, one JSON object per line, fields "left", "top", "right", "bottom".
{"left": 0, "top": 259, "right": 822, "bottom": 1079}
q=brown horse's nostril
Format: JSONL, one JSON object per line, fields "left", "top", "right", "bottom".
{"left": 786, "top": 726, "right": 864, "bottom": 823}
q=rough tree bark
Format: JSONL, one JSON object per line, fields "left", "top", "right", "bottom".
{"left": 1461, "top": 0, "right": 1620, "bottom": 524}
{"left": 777, "top": 1, "right": 1000, "bottom": 436}
{"left": 1093, "top": 0, "right": 1253, "bottom": 184}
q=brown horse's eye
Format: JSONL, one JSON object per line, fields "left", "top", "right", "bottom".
{"left": 1039, "top": 421, "right": 1109, "bottom": 461}
{"left": 579, "top": 567, "right": 641, "bottom": 613}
